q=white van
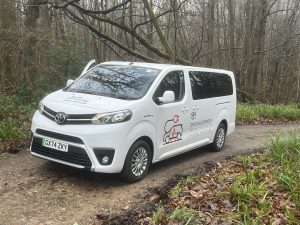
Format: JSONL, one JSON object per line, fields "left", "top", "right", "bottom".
{"left": 31, "top": 61, "right": 236, "bottom": 182}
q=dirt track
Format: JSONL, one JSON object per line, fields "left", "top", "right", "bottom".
{"left": 0, "top": 124, "right": 299, "bottom": 225}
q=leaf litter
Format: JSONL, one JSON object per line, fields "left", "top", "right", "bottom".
{"left": 98, "top": 151, "right": 299, "bottom": 225}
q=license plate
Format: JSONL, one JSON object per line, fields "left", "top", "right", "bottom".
{"left": 42, "top": 138, "right": 68, "bottom": 152}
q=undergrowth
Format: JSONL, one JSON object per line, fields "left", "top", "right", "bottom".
{"left": 0, "top": 94, "right": 36, "bottom": 143}
{"left": 237, "top": 104, "right": 300, "bottom": 122}
{"left": 149, "top": 132, "right": 300, "bottom": 225}
{"left": 270, "top": 133, "right": 300, "bottom": 211}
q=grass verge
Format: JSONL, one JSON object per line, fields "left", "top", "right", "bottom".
{"left": 237, "top": 103, "right": 300, "bottom": 124}
{"left": 143, "top": 132, "right": 300, "bottom": 225}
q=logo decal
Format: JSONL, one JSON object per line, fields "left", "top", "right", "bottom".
{"left": 55, "top": 112, "right": 67, "bottom": 124}
{"left": 163, "top": 115, "right": 183, "bottom": 145}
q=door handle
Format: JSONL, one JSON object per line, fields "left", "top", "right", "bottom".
{"left": 181, "top": 107, "right": 189, "bottom": 112}
{"left": 193, "top": 106, "right": 199, "bottom": 110}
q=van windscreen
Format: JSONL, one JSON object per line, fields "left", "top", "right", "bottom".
{"left": 64, "top": 65, "right": 161, "bottom": 100}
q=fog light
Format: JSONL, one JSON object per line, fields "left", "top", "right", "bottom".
{"left": 93, "top": 149, "right": 115, "bottom": 165}
{"left": 102, "top": 156, "right": 109, "bottom": 164}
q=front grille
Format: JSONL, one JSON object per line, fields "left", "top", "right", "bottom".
{"left": 36, "top": 129, "right": 84, "bottom": 144}
{"left": 42, "top": 106, "right": 96, "bottom": 125}
{"left": 42, "top": 111, "right": 55, "bottom": 121}
{"left": 31, "top": 137, "right": 92, "bottom": 168}
{"left": 68, "top": 114, "right": 96, "bottom": 119}
{"left": 44, "top": 106, "right": 56, "bottom": 116}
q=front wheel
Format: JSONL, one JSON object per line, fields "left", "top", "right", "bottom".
{"left": 120, "top": 140, "right": 151, "bottom": 183}
{"left": 210, "top": 123, "right": 227, "bottom": 152}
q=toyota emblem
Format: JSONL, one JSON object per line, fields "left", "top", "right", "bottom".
{"left": 55, "top": 112, "right": 67, "bottom": 124}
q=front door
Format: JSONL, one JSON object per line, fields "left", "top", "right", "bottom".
{"left": 154, "top": 70, "right": 190, "bottom": 160}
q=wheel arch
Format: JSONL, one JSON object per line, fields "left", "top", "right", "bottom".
{"left": 126, "top": 121, "right": 156, "bottom": 163}
{"left": 135, "top": 136, "right": 154, "bottom": 162}
{"left": 214, "top": 108, "right": 229, "bottom": 135}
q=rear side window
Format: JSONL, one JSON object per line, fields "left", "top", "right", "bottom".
{"left": 153, "top": 71, "right": 185, "bottom": 104}
{"left": 189, "top": 71, "right": 233, "bottom": 100}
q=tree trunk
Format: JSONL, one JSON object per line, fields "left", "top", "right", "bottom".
{"left": 251, "top": 0, "right": 267, "bottom": 95}
{"left": 0, "top": 0, "right": 17, "bottom": 83}
{"left": 142, "top": 0, "right": 175, "bottom": 62}
{"left": 207, "top": 0, "right": 215, "bottom": 67}
{"left": 39, "top": 5, "right": 51, "bottom": 34}
{"left": 227, "top": 0, "right": 236, "bottom": 73}
{"left": 24, "top": 0, "right": 43, "bottom": 85}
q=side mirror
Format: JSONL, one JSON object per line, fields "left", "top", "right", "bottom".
{"left": 158, "top": 91, "right": 175, "bottom": 104}
{"left": 66, "top": 79, "right": 74, "bottom": 87}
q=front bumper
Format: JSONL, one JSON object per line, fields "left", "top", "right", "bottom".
{"left": 30, "top": 111, "right": 131, "bottom": 173}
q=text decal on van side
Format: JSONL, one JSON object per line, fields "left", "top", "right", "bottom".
{"left": 190, "top": 119, "right": 212, "bottom": 128}
{"left": 163, "top": 115, "right": 183, "bottom": 145}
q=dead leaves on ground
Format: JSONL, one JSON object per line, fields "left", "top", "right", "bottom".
{"left": 0, "top": 139, "right": 29, "bottom": 154}
{"left": 141, "top": 153, "right": 299, "bottom": 225}
{"left": 237, "top": 117, "right": 299, "bottom": 126}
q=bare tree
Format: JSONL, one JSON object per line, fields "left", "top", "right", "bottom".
{"left": 1, "top": 0, "right": 300, "bottom": 103}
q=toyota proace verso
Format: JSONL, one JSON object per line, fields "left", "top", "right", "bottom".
{"left": 30, "top": 61, "right": 236, "bottom": 182}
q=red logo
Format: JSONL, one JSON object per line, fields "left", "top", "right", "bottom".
{"left": 173, "top": 115, "right": 180, "bottom": 123}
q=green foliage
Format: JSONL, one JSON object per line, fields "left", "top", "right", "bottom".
{"left": 11, "top": 38, "right": 89, "bottom": 104}
{"left": 169, "top": 206, "right": 197, "bottom": 225}
{"left": 151, "top": 203, "right": 197, "bottom": 225}
{"left": 227, "top": 134, "right": 300, "bottom": 224}
{"left": 229, "top": 156, "right": 270, "bottom": 224}
{"left": 0, "top": 38, "right": 89, "bottom": 145}
{"left": 169, "top": 175, "right": 197, "bottom": 197}
{"left": 270, "top": 133, "right": 300, "bottom": 209}
{"left": 151, "top": 203, "right": 167, "bottom": 225}
{"left": 0, "top": 94, "right": 35, "bottom": 142}
{"left": 237, "top": 104, "right": 300, "bottom": 122}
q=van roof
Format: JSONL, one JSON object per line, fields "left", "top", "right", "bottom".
{"left": 100, "top": 61, "right": 233, "bottom": 74}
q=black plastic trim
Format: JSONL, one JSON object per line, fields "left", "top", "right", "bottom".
{"left": 42, "top": 106, "right": 96, "bottom": 125}
{"left": 93, "top": 148, "right": 115, "bottom": 166}
{"left": 36, "top": 129, "right": 84, "bottom": 144}
{"left": 31, "top": 137, "right": 92, "bottom": 168}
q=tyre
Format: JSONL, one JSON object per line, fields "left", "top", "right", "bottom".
{"left": 120, "top": 140, "right": 151, "bottom": 183}
{"left": 210, "top": 122, "right": 227, "bottom": 152}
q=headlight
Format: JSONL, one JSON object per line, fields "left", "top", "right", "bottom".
{"left": 38, "top": 102, "right": 44, "bottom": 113}
{"left": 91, "top": 110, "right": 132, "bottom": 125}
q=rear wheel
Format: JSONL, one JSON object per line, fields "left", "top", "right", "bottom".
{"left": 211, "top": 123, "right": 227, "bottom": 152}
{"left": 120, "top": 140, "right": 151, "bottom": 183}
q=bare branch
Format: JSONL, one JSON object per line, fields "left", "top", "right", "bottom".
{"left": 255, "top": 33, "right": 300, "bottom": 54}
{"left": 70, "top": 0, "right": 131, "bottom": 14}
{"left": 64, "top": 8, "right": 158, "bottom": 63}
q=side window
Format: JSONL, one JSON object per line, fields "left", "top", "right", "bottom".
{"left": 189, "top": 71, "right": 209, "bottom": 99}
{"left": 221, "top": 74, "right": 233, "bottom": 96}
{"left": 212, "top": 73, "right": 233, "bottom": 97}
{"left": 153, "top": 71, "right": 185, "bottom": 104}
{"left": 189, "top": 71, "right": 233, "bottom": 100}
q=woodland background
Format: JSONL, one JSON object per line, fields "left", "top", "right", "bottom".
{"left": 1, "top": 0, "right": 300, "bottom": 103}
